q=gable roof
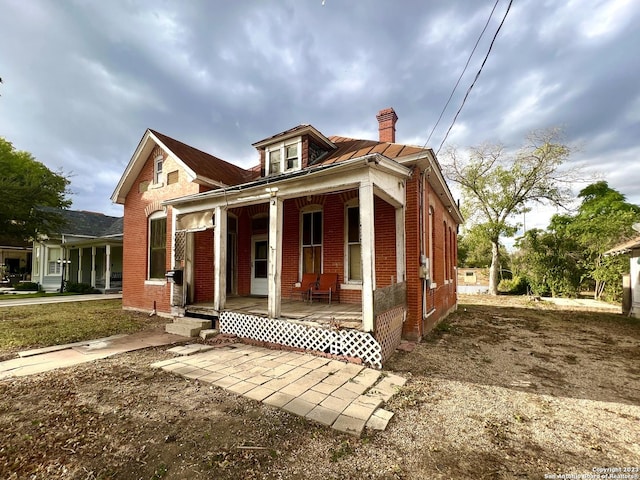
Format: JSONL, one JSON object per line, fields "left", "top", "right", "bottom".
{"left": 252, "top": 124, "right": 336, "bottom": 151}
{"left": 111, "top": 129, "right": 251, "bottom": 204}
{"left": 57, "top": 210, "right": 123, "bottom": 238}
{"left": 149, "top": 130, "right": 250, "bottom": 187}
{"left": 113, "top": 119, "right": 462, "bottom": 224}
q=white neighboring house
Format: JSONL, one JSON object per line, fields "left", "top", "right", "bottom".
{"left": 606, "top": 234, "right": 640, "bottom": 318}
{"left": 32, "top": 210, "right": 123, "bottom": 293}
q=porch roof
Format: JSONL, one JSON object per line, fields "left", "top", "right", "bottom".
{"left": 605, "top": 234, "right": 640, "bottom": 255}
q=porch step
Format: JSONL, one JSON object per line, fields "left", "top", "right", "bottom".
{"left": 165, "top": 317, "right": 212, "bottom": 338}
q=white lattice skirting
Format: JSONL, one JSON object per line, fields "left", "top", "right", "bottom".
{"left": 219, "top": 311, "right": 383, "bottom": 369}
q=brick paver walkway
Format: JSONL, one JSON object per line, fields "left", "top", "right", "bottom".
{"left": 151, "top": 343, "right": 406, "bottom": 436}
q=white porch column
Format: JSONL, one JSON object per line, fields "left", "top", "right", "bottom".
{"left": 91, "top": 246, "right": 96, "bottom": 288}
{"left": 105, "top": 245, "right": 111, "bottom": 290}
{"left": 360, "top": 181, "right": 376, "bottom": 332}
{"left": 267, "top": 196, "right": 283, "bottom": 318}
{"left": 396, "top": 206, "right": 406, "bottom": 283}
{"left": 77, "top": 248, "right": 83, "bottom": 284}
{"left": 213, "top": 207, "right": 227, "bottom": 311}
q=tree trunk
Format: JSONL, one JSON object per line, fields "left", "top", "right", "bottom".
{"left": 489, "top": 240, "right": 500, "bottom": 295}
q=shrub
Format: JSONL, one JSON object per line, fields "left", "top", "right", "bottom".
{"left": 64, "top": 282, "right": 99, "bottom": 294}
{"left": 14, "top": 282, "right": 40, "bottom": 291}
{"left": 498, "top": 276, "right": 528, "bottom": 295}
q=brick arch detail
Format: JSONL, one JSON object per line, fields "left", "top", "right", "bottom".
{"left": 295, "top": 195, "right": 326, "bottom": 210}
{"left": 246, "top": 204, "right": 268, "bottom": 217}
{"left": 144, "top": 200, "right": 164, "bottom": 217}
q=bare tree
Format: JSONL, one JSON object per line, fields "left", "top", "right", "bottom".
{"left": 443, "top": 128, "right": 580, "bottom": 295}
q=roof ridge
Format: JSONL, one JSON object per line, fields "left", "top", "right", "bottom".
{"left": 149, "top": 129, "right": 249, "bottom": 174}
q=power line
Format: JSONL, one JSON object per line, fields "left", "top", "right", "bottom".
{"left": 424, "top": 0, "right": 501, "bottom": 149}
{"left": 435, "top": 0, "right": 514, "bottom": 157}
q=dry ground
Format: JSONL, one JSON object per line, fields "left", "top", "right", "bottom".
{"left": 1, "top": 295, "right": 639, "bottom": 479}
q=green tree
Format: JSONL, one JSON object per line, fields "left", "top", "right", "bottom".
{"left": 458, "top": 224, "right": 509, "bottom": 268}
{"left": 443, "top": 128, "right": 576, "bottom": 295}
{"left": 0, "top": 137, "right": 71, "bottom": 240}
{"left": 570, "top": 181, "right": 640, "bottom": 301}
{"left": 512, "top": 182, "right": 639, "bottom": 302}
{"left": 513, "top": 215, "right": 582, "bottom": 297}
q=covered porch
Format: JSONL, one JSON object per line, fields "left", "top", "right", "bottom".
{"left": 188, "top": 296, "right": 364, "bottom": 330}
{"left": 166, "top": 154, "right": 411, "bottom": 366}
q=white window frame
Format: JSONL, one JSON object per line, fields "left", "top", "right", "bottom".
{"left": 429, "top": 206, "right": 436, "bottom": 289}
{"left": 46, "top": 246, "right": 62, "bottom": 276}
{"left": 299, "top": 205, "right": 323, "bottom": 277}
{"left": 344, "top": 199, "right": 362, "bottom": 285}
{"left": 266, "top": 138, "right": 302, "bottom": 176}
{"left": 146, "top": 211, "right": 167, "bottom": 284}
{"left": 153, "top": 155, "right": 164, "bottom": 185}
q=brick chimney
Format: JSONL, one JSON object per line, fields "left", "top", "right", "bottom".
{"left": 376, "top": 107, "right": 398, "bottom": 143}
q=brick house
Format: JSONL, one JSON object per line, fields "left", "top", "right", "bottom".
{"left": 111, "top": 108, "right": 463, "bottom": 367}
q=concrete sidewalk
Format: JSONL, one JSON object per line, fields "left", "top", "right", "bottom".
{"left": 0, "top": 293, "right": 122, "bottom": 307}
{"left": 152, "top": 343, "right": 407, "bottom": 436}
{"left": 540, "top": 296, "right": 621, "bottom": 313}
{"left": 0, "top": 330, "right": 184, "bottom": 379}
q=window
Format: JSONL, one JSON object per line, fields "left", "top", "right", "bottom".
{"left": 302, "top": 210, "right": 322, "bottom": 274}
{"left": 443, "top": 221, "right": 448, "bottom": 281}
{"left": 148, "top": 214, "right": 166, "bottom": 279}
{"left": 154, "top": 155, "right": 163, "bottom": 184}
{"left": 267, "top": 140, "right": 301, "bottom": 175}
{"left": 346, "top": 205, "right": 362, "bottom": 281}
{"left": 47, "top": 247, "right": 61, "bottom": 275}
{"left": 429, "top": 207, "right": 435, "bottom": 285}
{"left": 286, "top": 144, "right": 299, "bottom": 170}
{"left": 269, "top": 149, "right": 281, "bottom": 174}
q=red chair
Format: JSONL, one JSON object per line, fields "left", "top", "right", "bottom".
{"left": 311, "top": 273, "right": 339, "bottom": 304}
{"left": 291, "top": 273, "right": 318, "bottom": 302}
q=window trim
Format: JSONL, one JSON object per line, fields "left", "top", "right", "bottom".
{"left": 46, "top": 246, "right": 62, "bottom": 276}
{"left": 153, "top": 155, "right": 164, "bottom": 185}
{"left": 147, "top": 211, "right": 167, "bottom": 281}
{"left": 266, "top": 138, "right": 302, "bottom": 176}
{"left": 429, "top": 206, "right": 436, "bottom": 289}
{"left": 344, "top": 199, "right": 362, "bottom": 284}
{"left": 299, "top": 206, "right": 323, "bottom": 277}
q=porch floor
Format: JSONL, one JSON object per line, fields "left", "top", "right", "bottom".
{"left": 187, "top": 296, "right": 363, "bottom": 330}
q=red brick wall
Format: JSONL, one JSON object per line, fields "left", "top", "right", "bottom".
{"left": 122, "top": 144, "right": 200, "bottom": 315}
{"left": 374, "top": 196, "right": 397, "bottom": 288}
{"left": 193, "top": 230, "right": 214, "bottom": 303}
{"left": 403, "top": 175, "right": 422, "bottom": 339}
{"left": 281, "top": 199, "right": 300, "bottom": 296}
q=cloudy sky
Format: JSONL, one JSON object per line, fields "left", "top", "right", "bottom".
{"left": 1, "top": 0, "right": 638, "bottom": 235}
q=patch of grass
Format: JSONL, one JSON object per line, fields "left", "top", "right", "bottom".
{"left": 0, "top": 292, "right": 79, "bottom": 301}
{"left": 330, "top": 440, "right": 354, "bottom": 462}
{"left": 151, "top": 464, "right": 168, "bottom": 479}
{"left": 434, "top": 320, "right": 454, "bottom": 333}
{"left": 0, "top": 300, "right": 164, "bottom": 354}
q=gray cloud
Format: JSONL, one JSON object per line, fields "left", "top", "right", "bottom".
{"left": 1, "top": 0, "right": 638, "bottom": 222}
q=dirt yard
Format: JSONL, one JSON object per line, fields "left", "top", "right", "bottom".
{"left": 1, "top": 295, "right": 639, "bottom": 479}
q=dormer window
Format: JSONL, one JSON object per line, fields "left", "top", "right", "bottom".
{"left": 286, "top": 144, "right": 299, "bottom": 170}
{"left": 269, "top": 149, "right": 281, "bottom": 175}
{"left": 266, "top": 140, "right": 301, "bottom": 176}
